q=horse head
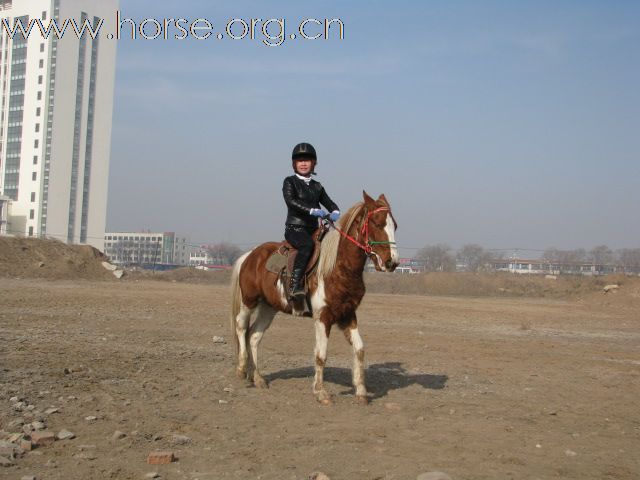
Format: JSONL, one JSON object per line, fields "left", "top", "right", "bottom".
{"left": 362, "top": 191, "right": 399, "bottom": 272}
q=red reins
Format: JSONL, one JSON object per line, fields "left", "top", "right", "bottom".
{"left": 328, "top": 206, "right": 395, "bottom": 255}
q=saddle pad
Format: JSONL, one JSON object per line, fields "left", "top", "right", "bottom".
{"left": 266, "top": 251, "right": 288, "bottom": 274}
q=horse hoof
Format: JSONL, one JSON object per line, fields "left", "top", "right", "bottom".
{"left": 254, "top": 377, "right": 269, "bottom": 389}
{"left": 317, "top": 391, "right": 332, "bottom": 406}
{"left": 355, "top": 395, "right": 369, "bottom": 405}
{"left": 236, "top": 368, "right": 247, "bottom": 380}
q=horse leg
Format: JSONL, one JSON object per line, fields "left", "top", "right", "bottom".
{"left": 247, "top": 303, "right": 276, "bottom": 389}
{"left": 235, "top": 303, "right": 253, "bottom": 380}
{"left": 344, "top": 313, "right": 368, "bottom": 404}
{"left": 313, "top": 314, "right": 332, "bottom": 405}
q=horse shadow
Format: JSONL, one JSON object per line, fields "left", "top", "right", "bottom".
{"left": 264, "top": 362, "right": 447, "bottom": 400}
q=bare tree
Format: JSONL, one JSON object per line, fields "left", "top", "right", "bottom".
{"left": 416, "top": 244, "right": 455, "bottom": 272}
{"left": 108, "top": 239, "right": 126, "bottom": 265}
{"left": 110, "top": 239, "right": 134, "bottom": 266}
{"left": 618, "top": 248, "right": 640, "bottom": 272}
{"left": 569, "top": 248, "right": 587, "bottom": 264}
{"left": 457, "top": 244, "right": 494, "bottom": 272}
{"left": 206, "top": 242, "right": 243, "bottom": 266}
{"left": 542, "top": 247, "right": 560, "bottom": 263}
{"left": 543, "top": 248, "right": 587, "bottom": 265}
{"left": 590, "top": 245, "right": 613, "bottom": 266}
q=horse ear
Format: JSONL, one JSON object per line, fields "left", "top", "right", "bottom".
{"left": 377, "top": 193, "right": 390, "bottom": 206}
{"left": 363, "top": 190, "right": 375, "bottom": 205}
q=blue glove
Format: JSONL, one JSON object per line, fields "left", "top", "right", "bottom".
{"left": 310, "top": 208, "right": 328, "bottom": 218}
{"left": 329, "top": 211, "right": 340, "bottom": 222}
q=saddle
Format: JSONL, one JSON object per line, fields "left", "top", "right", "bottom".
{"left": 265, "top": 226, "right": 326, "bottom": 293}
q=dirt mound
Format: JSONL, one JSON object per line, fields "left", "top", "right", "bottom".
{"left": 0, "top": 236, "right": 114, "bottom": 281}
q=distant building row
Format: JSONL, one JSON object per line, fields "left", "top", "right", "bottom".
{"left": 99, "top": 234, "right": 640, "bottom": 275}
{"left": 103, "top": 231, "right": 228, "bottom": 269}
{"left": 368, "top": 257, "right": 640, "bottom": 275}
{"left": 490, "top": 259, "right": 640, "bottom": 275}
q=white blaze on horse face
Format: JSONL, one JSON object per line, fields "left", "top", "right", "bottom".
{"left": 385, "top": 213, "right": 399, "bottom": 264}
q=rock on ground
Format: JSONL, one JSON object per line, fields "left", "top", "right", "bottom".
{"left": 309, "top": 472, "right": 330, "bottom": 480}
{"left": 169, "top": 434, "right": 191, "bottom": 446}
{"left": 56, "top": 430, "right": 75, "bottom": 440}
{"left": 417, "top": 473, "right": 452, "bottom": 480}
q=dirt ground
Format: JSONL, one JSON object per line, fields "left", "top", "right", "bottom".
{"left": 1, "top": 276, "right": 638, "bottom": 480}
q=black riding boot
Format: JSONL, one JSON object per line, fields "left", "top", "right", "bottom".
{"left": 289, "top": 267, "right": 306, "bottom": 299}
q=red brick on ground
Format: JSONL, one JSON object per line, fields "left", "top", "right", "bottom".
{"left": 31, "top": 431, "right": 56, "bottom": 446}
{"left": 147, "top": 451, "right": 175, "bottom": 465}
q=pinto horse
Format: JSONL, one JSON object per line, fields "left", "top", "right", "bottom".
{"left": 230, "top": 191, "right": 399, "bottom": 404}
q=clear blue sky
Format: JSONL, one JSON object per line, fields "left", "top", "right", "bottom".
{"left": 106, "top": 0, "right": 640, "bottom": 256}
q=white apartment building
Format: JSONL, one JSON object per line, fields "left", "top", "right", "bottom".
{"left": 0, "top": 0, "right": 118, "bottom": 251}
{"left": 104, "top": 232, "right": 191, "bottom": 267}
{"left": 189, "top": 248, "right": 213, "bottom": 266}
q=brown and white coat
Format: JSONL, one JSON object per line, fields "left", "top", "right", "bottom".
{"left": 230, "top": 192, "right": 399, "bottom": 404}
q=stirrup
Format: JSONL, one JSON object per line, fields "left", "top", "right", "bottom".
{"left": 289, "top": 288, "right": 306, "bottom": 299}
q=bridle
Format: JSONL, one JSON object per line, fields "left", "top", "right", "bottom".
{"left": 328, "top": 206, "right": 397, "bottom": 257}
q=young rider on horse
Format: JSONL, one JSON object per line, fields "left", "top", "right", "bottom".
{"left": 283, "top": 143, "right": 340, "bottom": 299}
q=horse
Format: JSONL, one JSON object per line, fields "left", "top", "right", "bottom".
{"left": 229, "top": 191, "right": 399, "bottom": 404}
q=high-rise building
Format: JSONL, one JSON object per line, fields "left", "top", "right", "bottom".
{"left": 0, "top": 0, "right": 118, "bottom": 251}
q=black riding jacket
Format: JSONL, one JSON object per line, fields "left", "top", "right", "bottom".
{"left": 282, "top": 175, "right": 339, "bottom": 228}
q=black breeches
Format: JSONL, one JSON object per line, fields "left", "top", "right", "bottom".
{"left": 285, "top": 227, "right": 315, "bottom": 272}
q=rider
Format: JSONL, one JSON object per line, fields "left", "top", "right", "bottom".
{"left": 283, "top": 142, "right": 340, "bottom": 299}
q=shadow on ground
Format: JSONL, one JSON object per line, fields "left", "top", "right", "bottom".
{"left": 265, "top": 362, "right": 447, "bottom": 400}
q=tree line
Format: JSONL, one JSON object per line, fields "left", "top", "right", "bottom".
{"left": 415, "top": 244, "right": 640, "bottom": 272}
{"left": 204, "top": 242, "right": 244, "bottom": 266}
{"left": 415, "top": 244, "right": 500, "bottom": 272}
{"left": 541, "top": 246, "right": 640, "bottom": 268}
{"left": 202, "top": 242, "right": 640, "bottom": 272}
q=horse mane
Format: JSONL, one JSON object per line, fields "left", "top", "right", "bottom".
{"left": 317, "top": 202, "right": 364, "bottom": 278}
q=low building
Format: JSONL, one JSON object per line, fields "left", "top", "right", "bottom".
{"left": 189, "top": 249, "right": 213, "bottom": 266}
{"left": 188, "top": 248, "right": 235, "bottom": 270}
{"left": 104, "top": 231, "right": 191, "bottom": 267}
{"left": 365, "top": 257, "right": 423, "bottom": 273}
{"left": 396, "top": 257, "right": 422, "bottom": 274}
{"left": 491, "top": 258, "right": 619, "bottom": 275}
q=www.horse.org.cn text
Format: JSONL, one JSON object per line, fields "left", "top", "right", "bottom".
{"left": 1, "top": 12, "right": 345, "bottom": 47}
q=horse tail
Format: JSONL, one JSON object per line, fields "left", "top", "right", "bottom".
{"left": 230, "top": 251, "right": 251, "bottom": 356}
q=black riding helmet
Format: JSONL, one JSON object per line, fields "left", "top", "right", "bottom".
{"left": 292, "top": 142, "right": 317, "bottom": 175}
{"left": 292, "top": 142, "right": 317, "bottom": 162}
